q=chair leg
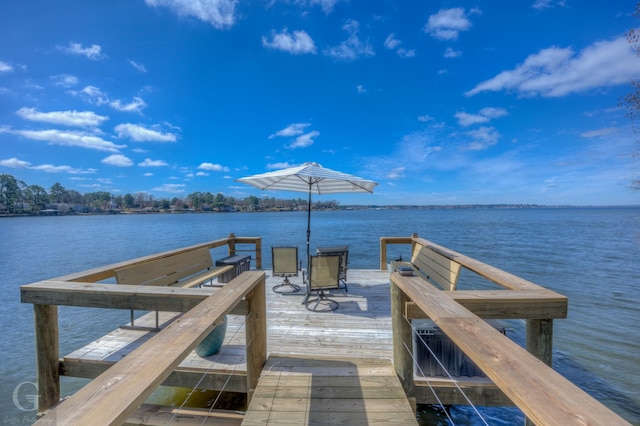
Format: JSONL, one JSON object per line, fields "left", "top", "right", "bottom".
{"left": 304, "top": 290, "right": 339, "bottom": 311}
{"left": 273, "top": 276, "right": 301, "bottom": 293}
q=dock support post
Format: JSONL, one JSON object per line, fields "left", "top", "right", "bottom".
{"left": 526, "top": 319, "right": 553, "bottom": 366}
{"left": 34, "top": 304, "right": 59, "bottom": 414}
{"left": 227, "top": 233, "right": 236, "bottom": 256}
{"left": 380, "top": 238, "right": 388, "bottom": 270}
{"left": 390, "top": 281, "right": 415, "bottom": 397}
{"left": 245, "top": 274, "right": 267, "bottom": 404}
{"left": 525, "top": 319, "right": 553, "bottom": 426}
{"left": 254, "top": 237, "right": 262, "bottom": 269}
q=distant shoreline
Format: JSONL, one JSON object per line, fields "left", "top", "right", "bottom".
{"left": 1, "top": 204, "right": 638, "bottom": 218}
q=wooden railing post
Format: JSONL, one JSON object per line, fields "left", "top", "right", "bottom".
{"left": 390, "top": 280, "right": 414, "bottom": 397}
{"left": 245, "top": 273, "right": 267, "bottom": 404}
{"left": 526, "top": 319, "right": 553, "bottom": 366}
{"left": 34, "top": 304, "right": 59, "bottom": 414}
{"left": 525, "top": 319, "right": 554, "bottom": 426}
{"left": 227, "top": 233, "right": 236, "bottom": 256}
{"left": 380, "top": 237, "right": 388, "bottom": 270}
{"left": 254, "top": 237, "right": 262, "bottom": 269}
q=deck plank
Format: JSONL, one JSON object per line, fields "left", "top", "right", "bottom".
{"left": 242, "top": 354, "right": 417, "bottom": 425}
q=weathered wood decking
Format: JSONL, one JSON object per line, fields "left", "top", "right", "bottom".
{"left": 243, "top": 354, "right": 417, "bottom": 425}
{"left": 63, "top": 269, "right": 396, "bottom": 388}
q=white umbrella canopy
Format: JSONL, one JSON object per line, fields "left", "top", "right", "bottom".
{"left": 236, "top": 162, "right": 377, "bottom": 262}
{"left": 236, "top": 162, "right": 377, "bottom": 194}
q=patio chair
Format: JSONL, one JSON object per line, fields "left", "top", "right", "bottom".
{"left": 302, "top": 254, "right": 341, "bottom": 311}
{"left": 272, "top": 246, "right": 301, "bottom": 293}
{"left": 316, "top": 245, "right": 349, "bottom": 291}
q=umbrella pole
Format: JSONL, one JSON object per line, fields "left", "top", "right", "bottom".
{"left": 306, "top": 188, "right": 311, "bottom": 266}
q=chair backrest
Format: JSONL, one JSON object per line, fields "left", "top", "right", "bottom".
{"left": 272, "top": 246, "right": 299, "bottom": 277}
{"left": 309, "top": 255, "right": 341, "bottom": 290}
{"left": 317, "top": 245, "right": 348, "bottom": 267}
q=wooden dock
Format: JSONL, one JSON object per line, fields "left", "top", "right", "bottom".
{"left": 21, "top": 235, "right": 633, "bottom": 425}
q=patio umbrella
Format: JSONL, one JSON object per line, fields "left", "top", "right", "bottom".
{"left": 236, "top": 162, "right": 377, "bottom": 261}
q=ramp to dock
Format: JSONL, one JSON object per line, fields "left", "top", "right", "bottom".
{"left": 242, "top": 354, "right": 417, "bottom": 425}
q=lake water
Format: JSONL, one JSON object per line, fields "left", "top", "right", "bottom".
{"left": 1, "top": 208, "right": 639, "bottom": 424}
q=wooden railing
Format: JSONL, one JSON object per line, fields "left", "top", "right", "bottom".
{"left": 383, "top": 235, "right": 631, "bottom": 425}
{"left": 20, "top": 235, "right": 264, "bottom": 420}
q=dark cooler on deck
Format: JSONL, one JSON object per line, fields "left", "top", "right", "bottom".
{"left": 215, "top": 255, "right": 251, "bottom": 283}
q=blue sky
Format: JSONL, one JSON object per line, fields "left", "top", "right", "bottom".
{"left": 1, "top": 0, "right": 640, "bottom": 206}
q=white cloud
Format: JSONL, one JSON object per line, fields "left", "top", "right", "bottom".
{"left": 532, "top": 0, "right": 566, "bottom": 10}
{"left": 324, "top": 20, "right": 374, "bottom": 61}
{"left": 129, "top": 60, "right": 148, "bottom": 73}
{"left": 0, "top": 61, "right": 14, "bottom": 72}
{"left": 356, "top": 84, "right": 367, "bottom": 94}
{"left": 396, "top": 48, "right": 416, "bottom": 58}
{"left": 272, "top": 0, "right": 344, "bottom": 14}
{"left": 198, "top": 162, "right": 229, "bottom": 171}
{"left": 262, "top": 29, "right": 316, "bottom": 54}
{"left": 464, "top": 126, "right": 500, "bottom": 150}
{"left": 580, "top": 127, "right": 621, "bottom": 138}
{"left": 31, "top": 164, "right": 95, "bottom": 174}
{"left": 74, "top": 85, "right": 110, "bottom": 105}
{"left": 110, "top": 96, "right": 147, "bottom": 113}
{"left": 0, "top": 157, "right": 30, "bottom": 168}
{"left": 466, "top": 37, "right": 640, "bottom": 98}
{"left": 455, "top": 107, "right": 507, "bottom": 126}
{"left": 289, "top": 130, "right": 319, "bottom": 148}
{"left": 269, "top": 123, "right": 310, "bottom": 138}
{"left": 418, "top": 115, "right": 434, "bottom": 122}
{"left": 129, "top": 60, "right": 147, "bottom": 73}
{"left": 139, "top": 158, "right": 168, "bottom": 167}
{"left": 384, "top": 34, "right": 415, "bottom": 58}
{"left": 387, "top": 166, "right": 406, "bottom": 179}
{"left": 50, "top": 74, "right": 78, "bottom": 87}
{"left": 424, "top": 8, "right": 477, "bottom": 41}
{"left": 16, "top": 107, "right": 109, "bottom": 127}
{"left": 2, "top": 128, "right": 125, "bottom": 152}
{"left": 102, "top": 154, "right": 134, "bottom": 167}
{"left": 115, "top": 123, "right": 177, "bottom": 142}
{"left": 144, "top": 0, "right": 237, "bottom": 29}
{"left": 384, "top": 34, "right": 401, "bottom": 50}
{"left": 306, "top": 0, "right": 342, "bottom": 14}
{"left": 444, "top": 47, "right": 462, "bottom": 58}
{"left": 267, "top": 162, "right": 295, "bottom": 169}
{"left": 153, "top": 183, "right": 186, "bottom": 193}
{"left": 57, "top": 42, "right": 107, "bottom": 60}
{"left": 0, "top": 157, "right": 95, "bottom": 174}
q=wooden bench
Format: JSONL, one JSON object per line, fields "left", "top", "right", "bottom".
{"left": 114, "top": 247, "right": 235, "bottom": 329}
{"left": 391, "top": 244, "right": 462, "bottom": 291}
{"left": 115, "top": 247, "right": 233, "bottom": 289}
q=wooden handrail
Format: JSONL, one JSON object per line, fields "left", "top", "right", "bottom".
{"left": 34, "top": 271, "right": 266, "bottom": 425}
{"left": 391, "top": 273, "right": 630, "bottom": 425}
{"left": 49, "top": 236, "right": 262, "bottom": 283}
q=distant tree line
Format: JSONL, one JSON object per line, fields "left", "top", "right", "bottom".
{"left": 0, "top": 174, "right": 339, "bottom": 215}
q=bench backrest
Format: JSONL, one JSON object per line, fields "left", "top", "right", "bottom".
{"left": 411, "top": 245, "right": 461, "bottom": 291}
{"left": 115, "top": 248, "right": 213, "bottom": 286}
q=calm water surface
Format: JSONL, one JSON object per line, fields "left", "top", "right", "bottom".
{"left": 1, "top": 208, "right": 639, "bottom": 424}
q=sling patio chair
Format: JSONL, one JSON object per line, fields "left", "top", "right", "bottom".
{"left": 271, "top": 246, "right": 301, "bottom": 293}
{"left": 316, "top": 244, "right": 349, "bottom": 291}
{"left": 302, "top": 254, "right": 341, "bottom": 311}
